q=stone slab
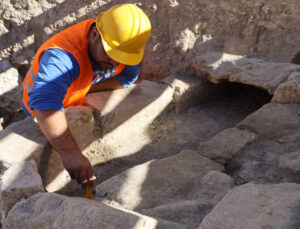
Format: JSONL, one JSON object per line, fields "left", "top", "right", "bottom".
{"left": 237, "top": 103, "right": 300, "bottom": 139}
{"left": 4, "top": 192, "right": 184, "bottom": 229}
{"left": 192, "top": 53, "right": 300, "bottom": 94}
{"left": 198, "top": 183, "right": 300, "bottom": 229}
{"left": 197, "top": 128, "right": 257, "bottom": 161}
{"left": 84, "top": 80, "right": 173, "bottom": 137}
{"left": 0, "top": 160, "right": 44, "bottom": 226}
{"left": 140, "top": 171, "right": 233, "bottom": 229}
{"left": 96, "top": 150, "right": 224, "bottom": 211}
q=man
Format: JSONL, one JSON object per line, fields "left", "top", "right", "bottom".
{"left": 22, "top": 4, "right": 151, "bottom": 187}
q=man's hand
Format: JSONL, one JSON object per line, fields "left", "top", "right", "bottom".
{"left": 34, "top": 109, "right": 96, "bottom": 187}
{"left": 60, "top": 151, "right": 96, "bottom": 187}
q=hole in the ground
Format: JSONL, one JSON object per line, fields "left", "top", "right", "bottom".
{"left": 43, "top": 79, "right": 272, "bottom": 197}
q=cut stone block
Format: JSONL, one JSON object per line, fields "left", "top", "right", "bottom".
{"left": 0, "top": 160, "right": 44, "bottom": 226}
{"left": 0, "top": 117, "right": 49, "bottom": 165}
{"left": 198, "top": 183, "right": 300, "bottom": 229}
{"left": 4, "top": 192, "right": 184, "bottom": 229}
{"left": 96, "top": 150, "right": 224, "bottom": 211}
{"left": 237, "top": 103, "right": 300, "bottom": 139}
{"left": 197, "top": 128, "right": 257, "bottom": 161}
{"left": 84, "top": 80, "right": 173, "bottom": 137}
{"left": 140, "top": 171, "right": 233, "bottom": 228}
{"left": 272, "top": 72, "right": 300, "bottom": 104}
{"left": 192, "top": 52, "right": 300, "bottom": 94}
{"left": 162, "top": 73, "right": 233, "bottom": 113}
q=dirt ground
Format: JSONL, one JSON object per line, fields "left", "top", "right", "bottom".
{"left": 91, "top": 84, "right": 272, "bottom": 191}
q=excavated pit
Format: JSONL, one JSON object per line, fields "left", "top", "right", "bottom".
{"left": 55, "top": 80, "right": 272, "bottom": 197}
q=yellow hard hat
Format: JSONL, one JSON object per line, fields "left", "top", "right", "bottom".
{"left": 96, "top": 4, "right": 151, "bottom": 65}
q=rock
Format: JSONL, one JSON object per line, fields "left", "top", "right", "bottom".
{"left": 65, "top": 106, "right": 96, "bottom": 151}
{"left": 4, "top": 192, "right": 184, "bottom": 229}
{"left": 197, "top": 128, "right": 257, "bottom": 161}
{"left": 0, "top": 117, "right": 49, "bottom": 165}
{"left": 85, "top": 80, "right": 173, "bottom": 137}
{"left": 141, "top": 199, "right": 212, "bottom": 229}
{"left": 0, "top": 160, "right": 44, "bottom": 226}
{"left": 279, "top": 150, "right": 300, "bottom": 173}
{"left": 272, "top": 72, "right": 300, "bottom": 104}
{"left": 192, "top": 53, "right": 300, "bottom": 94}
{"left": 200, "top": 171, "right": 234, "bottom": 203}
{"left": 237, "top": 103, "right": 300, "bottom": 139}
{"left": 198, "top": 183, "right": 300, "bottom": 229}
{"left": 162, "top": 73, "right": 232, "bottom": 113}
{"left": 0, "top": 67, "right": 22, "bottom": 112}
{"left": 140, "top": 171, "right": 233, "bottom": 228}
{"left": 96, "top": 150, "right": 224, "bottom": 211}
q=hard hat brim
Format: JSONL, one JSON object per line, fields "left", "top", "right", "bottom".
{"left": 101, "top": 36, "right": 145, "bottom": 66}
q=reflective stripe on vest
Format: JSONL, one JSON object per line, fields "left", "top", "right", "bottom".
{"left": 25, "top": 67, "right": 35, "bottom": 93}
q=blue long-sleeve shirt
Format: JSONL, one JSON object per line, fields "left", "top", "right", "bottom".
{"left": 22, "top": 48, "right": 139, "bottom": 116}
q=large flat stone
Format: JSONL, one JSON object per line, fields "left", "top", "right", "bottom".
{"left": 197, "top": 128, "right": 257, "bottom": 161}
{"left": 140, "top": 171, "right": 233, "bottom": 228}
{"left": 198, "top": 183, "right": 300, "bottom": 229}
{"left": 237, "top": 103, "right": 300, "bottom": 139}
{"left": 0, "top": 117, "right": 49, "bottom": 165}
{"left": 4, "top": 192, "right": 183, "bottom": 229}
{"left": 84, "top": 80, "right": 173, "bottom": 137}
{"left": 96, "top": 150, "right": 224, "bottom": 211}
{"left": 0, "top": 160, "right": 44, "bottom": 226}
{"left": 192, "top": 53, "right": 300, "bottom": 94}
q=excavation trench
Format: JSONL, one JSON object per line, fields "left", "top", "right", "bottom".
{"left": 46, "top": 79, "right": 272, "bottom": 197}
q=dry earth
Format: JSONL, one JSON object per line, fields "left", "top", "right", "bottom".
{"left": 0, "top": 0, "right": 300, "bottom": 229}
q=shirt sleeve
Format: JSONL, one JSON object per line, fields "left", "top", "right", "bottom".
{"left": 115, "top": 64, "right": 140, "bottom": 88}
{"left": 28, "top": 48, "right": 80, "bottom": 111}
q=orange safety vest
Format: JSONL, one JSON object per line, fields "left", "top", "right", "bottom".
{"left": 22, "top": 19, "right": 125, "bottom": 116}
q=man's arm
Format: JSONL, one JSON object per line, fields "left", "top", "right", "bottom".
{"left": 89, "top": 64, "right": 140, "bottom": 93}
{"left": 34, "top": 109, "right": 95, "bottom": 186}
{"left": 89, "top": 77, "right": 123, "bottom": 92}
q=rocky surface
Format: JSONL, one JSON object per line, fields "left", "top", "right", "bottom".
{"left": 0, "top": 54, "right": 299, "bottom": 228}
{"left": 192, "top": 53, "right": 300, "bottom": 94}
{"left": 95, "top": 150, "right": 224, "bottom": 210}
{"left": 0, "top": 160, "right": 44, "bottom": 227}
{"left": 0, "top": 0, "right": 300, "bottom": 227}
{"left": 198, "top": 183, "right": 300, "bottom": 229}
{"left": 1, "top": 0, "right": 300, "bottom": 80}
{"left": 4, "top": 192, "right": 183, "bottom": 229}
{"left": 139, "top": 171, "right": 233, "bottom": 228}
